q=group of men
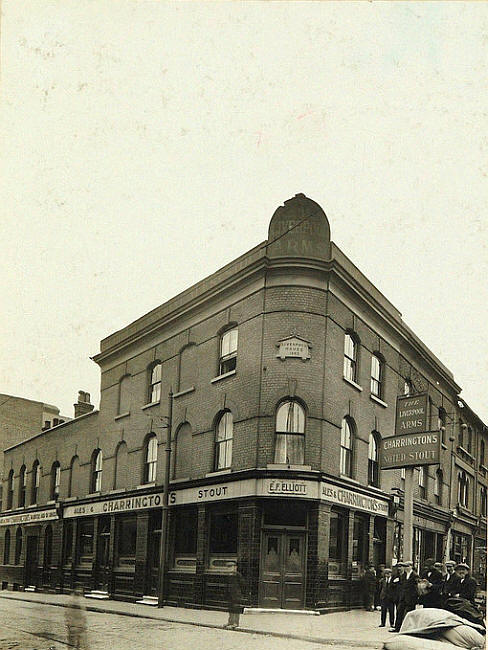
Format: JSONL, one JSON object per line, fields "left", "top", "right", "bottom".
{"left": 373, "top": 559, "right": 478, "bottom": 633}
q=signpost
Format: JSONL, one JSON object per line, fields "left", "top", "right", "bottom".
{"left": 380, "top": 393, "right": 440, "bottom": 564}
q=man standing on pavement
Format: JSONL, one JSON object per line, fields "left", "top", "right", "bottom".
{"left": 378, "top": 567, "right": 395, "bottom": 628}
{"left": 453, "top": 563, "right": 477, "bottom": 604}
{"left": 441, "top": 560, "right": 461, "bottom": 600}
{"left": 419, "top": 560, "right": 443, "bottom": 608}
{"left": 391, "top": 560, "right": 418, "bottom": 632}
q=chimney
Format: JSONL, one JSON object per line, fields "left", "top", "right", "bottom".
{"left": 74, "top": 391, "right": 94, "bottom": 418}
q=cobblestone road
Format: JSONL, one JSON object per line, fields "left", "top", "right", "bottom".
{"left": 0, "top": 599, "right": 379, "bottom": 650}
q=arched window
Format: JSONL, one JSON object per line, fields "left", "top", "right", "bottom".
{"left": 143, "top": 434, "right": 158, "bottom": 484}
{"left": 368, "top": 432, "right": 380, "bottom": 487}
{"left": 466, "top": 427, "right": 473, "bottom": 455}
{"left": 148, "top": 362, "right": 162, "bottom": 404}
{"left": 480, "top": 486, "right": 487, "bottom": 518}
{"left": 371, "top": 353, "right": 384, "bottom": 398}
{"left": 3, "top": 529, "right": 11, "bottom": 564}
{"left": 18, "top": 465, "right": 27, "bottom": 508}
{"left": 418, "top": 466, "right": 427, "bottom": 498}
{"left": 458, "top": 422, "right": 465, "bottom": 448}
{"left": 438, "top": 407, "right": 447, "bottom": 445}
{"left": 174, "top": 423, "right": 192, "bottom": 480}
{"left": 6, "top": 470, "right": 14, "bottom": 510}
{"left": 90, "top": 450, "right": 103, "bottom": 493}
{"left": 219, "top": 328, "right": 238, "bottom": 375}
{"left": 179, "top": 344, "right": 198, "bottom": 392}
{"left": 274, "top": 401, "right": 305, "bottom": 465}
{"left": 215, "top": 411, "right": 233, "bottom": 470}
{"left": 340, "top": 418, "right": 354, "bottom": 478}
{"left": 114, "top": 441, "right": 129, "bottom": 489}
{"left": 481, "top": 440, "right": 486, "bottom": 468}
{"left": 68, "top": 456, "right": 80, "bottom": 498}
{"left": 403, "top": 379, "right": 413, "bottom": 396}
{"left": 118, "top": 374, "right": 131, "bottom": 415}
{"left": 458, "top": 470, "right": 469, "bottom": 508}
{"left": 31, "top": 461, "right": 40, "bottom": 505}
{"left": 44, "top": 525, "right": 53, "bottom": 568}
{"left": 50, "top": 462, "right": 61, "bottom": 501}
{"left": 434, "top": 469, "right": 443, "bottom": 505}
{"left": 14, "top": 527, "right": 22, "bottom": 565}
{"left": 343, "top": 333, "right": 358, "bottom": 382}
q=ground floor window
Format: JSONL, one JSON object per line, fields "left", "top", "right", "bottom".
{"left": 14, "top": 528, "right": 22, "bottom": 565}
{"left": 63, "top": 522, "right": 73, "bottom": 564}
{"left": 173, "top": 508, "right": 197, "bottom": 571}
{"left": 352, "top": 513, "right": 368, "bottom": 577}
{"left": 208, "top": 510, "right": 237, "bottom": 571}
{"left": 451, "top": 532, "right": 471, "bottom": 565}
{"left": 328, "top": 508, "right": 348, "bottom": 578}
{"left": 77, "top": 520, "right": 94, "bottom": 564}
{"left": 263, "top": 501, "right": 307, "bottom": 527}
{"left": 392, "top": 522, "right": 403, "bottom": 564}
{"left": 116, "top": 517, "right": 137, "bottom": 568}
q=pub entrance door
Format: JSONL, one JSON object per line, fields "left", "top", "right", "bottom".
{"left": 145, "top": 513, "right": 161, "bottom": 597}
{"left": 94, "top": 517, "right": 111, "bottom": 592}
{"left": 259, "top": 531, "right": 306, "bottom": 609}
{"left": 25, "top": 535, "right": 39, "bottom": 587}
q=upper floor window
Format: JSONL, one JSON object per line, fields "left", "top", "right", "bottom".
{"left": 480, "top": 486, "right": 487, "bottom": 518}
{"left": 340, "top": 417, "right": 354, "bottom": 478}
{"left": 401, "top": 467, "right": 406, "bottom": 481}
{"left": 418, "top": 466, "right": 427, "bottom": 498}
{"left": 438, "top": 407, "right": 447, "bottom": 445}
{"left": 118, "top": 374, "right": 131, "bottom": 414}
{"left": 458, "top": 422, "right": 465, "bottom": 449}
{"left": 274, "top": 400, "right": 305, "bottom": 465}
{"left": 458, "top": 470, "right": 469, "bottom": 508}
{"left": 466, "top": 427, "right": 473, "bottom": 455}
{"left": 50, "top": 462, "right": 61, "bottom": 501}
{"left": 403, "top": 379, "right": 413, "bottom": 396}
{"left": 144, "top": 434, "right": 158, "bottom": 484}
{"left": 90, "top": 449, "right": 103, "bottom": 493}
{"left": 480, "top": 440, "right": 486, "bottom": 467}
{"left": 215, "top": 411, "right": 233, "bottom": 470}
{"left": 18, "top": 465, "right": 26, "bottom": 508}
{"left": 6, "top": 470, "right": 14, "bottom": 510}
{"left": 343, "top": 333, "right": 358, "bottom": 383}
{"left": 370, "top": 353, "right": 384, "bottom": 398}
{"left": 31, "top": 461, "right": 40, "bottom": 505}
{"left": 3, "top": 529, "right": 10, "bottom": 565}
{"left": 148, "top": 362, "right": 162, "bottom": 404}
{"left": 368, "top": 432, "right": 380, "bottom": 487}
{"left": 219, "top": 328, "right": 238, "bottom": 375}
{"left": 434, "top": 469, "right": 443, "bottom": 505}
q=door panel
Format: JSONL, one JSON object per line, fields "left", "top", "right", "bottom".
{"left": 283, "top": 535, "right": 305, "bottom": 609}
{"left": 260, "top": 532, "right": 305, "bottom": 609}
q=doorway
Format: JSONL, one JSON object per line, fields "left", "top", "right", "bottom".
{"left": 259, "top": 531, "right": 306, "bottom": 609}
{"left": 25, "top": 536, "right": 39, "bottom": 587}
{"left": 94, "top": 517, "right": 111, "bottom": 592}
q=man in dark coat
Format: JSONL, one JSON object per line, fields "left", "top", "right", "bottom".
{"left": 363, "top": 564, "right": 377, "bottom": 611}
{"left": 419, "top": 561, "right": 444, "bottom": 608}
{"left": 225, "top": 562, "right": 245, "bottom": 629}
{"left": 452, "top": 563, "right": 477, "bottom": 604}
{"left": 442, "top": 560, "right": 461, "bottom": 600}
{"left": 392, "top": 561, "right": 419, "bottom": 632}
{"left": 378, "top": 568, "right": 396, "bottom": 628}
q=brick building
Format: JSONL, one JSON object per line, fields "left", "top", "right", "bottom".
{"left": 0, "top": 194, "right": 486, "bottom": 610}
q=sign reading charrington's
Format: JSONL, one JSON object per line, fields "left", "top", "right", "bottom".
{"left": 0, "top": 508, "right": 59, "bottom": 526}
{"left": 320, "top": 480, "right": 389, "bottom": 515}
{"left": 380, "top": 431, "right": 441, "bottom": 470}
{"left": 63, "top": 493, "right": 164, "bottom": 518}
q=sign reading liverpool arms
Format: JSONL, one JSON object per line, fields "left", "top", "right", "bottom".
{"left": 380, "top": 393, "right": 441, "bottom": 469}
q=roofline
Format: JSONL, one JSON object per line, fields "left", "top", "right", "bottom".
{"left": 3, "top": 409, "right": 99, "bottom": 453}
{"left": 457, "top": 397, "right": 488, "bottom": 430}
{"left": 0, "top": 393, "right": 60, "bottom": 412}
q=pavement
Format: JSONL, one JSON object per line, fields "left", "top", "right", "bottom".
{"left": 0, "top": 590, "right": 393, "bottom": 648}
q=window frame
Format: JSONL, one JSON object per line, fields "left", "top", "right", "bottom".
{"left": 458, "top": 470, "right": 469, "bottom": 508}
{"left": 434, "top": 469, "right": 443, "bottom": 505}
{"left": 343, "top": 332, "right": 358, "bottom": 383}
{"left": 370, "top": 353, "right": 384, "bottom": 398}
{"left": 18, "top": 465, "right": 26, "bottom": 508}
{"left": 219, "top": 328, "right": 238, "bottom": 376}
{"left": 148, "top": 362, "right": 162, "bottom": 404}
{"left": 90, "top": 449, "right": 103, "bottom": 493}
{"left": 340, "top": 417, "right": 354, "bottom": 478}
{"left": 274, "top": 399, "right": 306, "bottom": 465}
{"left": 6, "top": 469, "right": 14, "bottom": 510}
{"left": 144, "top": 434, "right": 158, "bottom": 484}
{"left": 117, "top": 373, "right": 131, "bottom": 415}
{"left": 368, "top": 431, "right": 380, "bottom": 487}
{"left": 215, "top": 411, "right": 233, "bottom": 470}
{"left": 418, "top": 466, "right": 427, "bottom": 498}
{"left": 31, "top": 461, "right": 40, "bottom": 505}
{"left": 50, "top": 462, "right": 61, "bottom": 501}
{"left": 403, "top": 379, "right": 413, "bottom": 396}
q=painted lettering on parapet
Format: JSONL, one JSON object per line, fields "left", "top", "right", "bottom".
{"left": 63, "top": 493, "right": 164, "bottom": 518}
{"left": 267, "top": 481, "right": 307, "bottom": 495}
{"left": 320, "top": 481, "right": 389, "bottom": 515}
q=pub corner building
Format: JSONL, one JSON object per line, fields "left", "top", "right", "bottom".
{"left": 1, "top": 194, "right": 487, "bottom": 612}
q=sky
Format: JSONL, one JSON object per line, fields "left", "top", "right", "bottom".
{"left": 1, "top": 1, "right": 487, "bottom": 422}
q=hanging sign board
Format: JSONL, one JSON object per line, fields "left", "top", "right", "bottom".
{"left": 395, "top": 393, "right": 429, "bottom": 435}
{"left": 380, "top": 430, "right": 441, "bottom": 469}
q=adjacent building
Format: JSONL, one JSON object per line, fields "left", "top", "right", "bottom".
{"left": 0, "top": 194, "right": 486, "bottom": 611}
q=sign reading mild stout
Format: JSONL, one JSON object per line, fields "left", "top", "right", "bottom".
{"left": 380, "top": 393, "right": 440, "bottom": 469}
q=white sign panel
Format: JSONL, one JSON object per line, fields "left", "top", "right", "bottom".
{"left": 276, "top": 336, "right": 311, "bottom": 361}
{"left": 0, "top": 508, "right": 58, "bottom": 526}
{"left": 320, "top": 481, "right": 389, "bottom": 515}
{"left": 63, "top": 493, "right": 164, "bottom": 518}
{"left": 259, "top": 478, "right": 318, "bottom": 499}
{"left": 169, "top": 479, "right": 256, "bottom": 506}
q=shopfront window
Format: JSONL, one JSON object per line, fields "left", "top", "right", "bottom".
{"left": 352, "top": 513, "right": 368, "bottom": 577}
{"left": 64, "top": 522, "right": 73, "bottom": 564}
{"left": 208, "top": 511, "right": 237, "bottom": 571}
{"left": 451, "top": 533, "right": 470, "bottom": 565}
{"left": 77, "top": 520, "right": 94, "bottom": 564}
{"left": 116, "top": 517, "right": 137, "bottom": 568}
{"left": 173, "top": 508, "right": 197, "bottom": 571}
{"left": 328, "top": 508, "right": 348, "bottom": 577}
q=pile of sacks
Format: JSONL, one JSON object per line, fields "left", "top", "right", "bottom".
{"left": 383, "top": 607, "right": 485, "bottom": 649}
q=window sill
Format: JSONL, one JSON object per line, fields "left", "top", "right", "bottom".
{"left": 211, "top": 370, "right": 236, "bottom": 384}
{"left": 108, "top": 488, "right": 126, "bottom": 495}
{"left": 170, "top": 477, "right": 191, "bottom": 484}
{"left": 115, "top": 412, "right": 130, "bottom": 421}
{"left": 46, "top": 500, "right": 56, "bottom": 505}
{"left": 205, "top": 469, "right": 232, "bottom": 478}
{"left": 64, "top": 496, "right": 78, "bottom": 502}
{"left": 267, "top": 464, "right": 312, "bottom": 471}
{"left": 370, "top": 394, "right": 388, "bottom": 408}
{"left": 141, "top": 401, "right": 160, "bottom": 411}
{"left": 135, "top": 482, "right": 156, "bottom": 490}
{"left": 343, "top": 376, "right": 362, "bottom": 392}
{"left": 173, "top": 386, "right": 195, "bottom": 399}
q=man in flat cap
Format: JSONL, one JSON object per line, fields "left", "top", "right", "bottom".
{"left": 391, "top": 561, "right": 419, "bottom": 632}
{"left": 453, "top": 563, "right": 477, "bottom": 604}
{"left": 441, "top": 560, "right": 461, "bottom": 600}
{"left": 419, "top": 560, "right": 443, "bottom": 608}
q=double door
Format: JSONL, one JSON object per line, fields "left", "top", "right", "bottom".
{"left": 94, "top": 518, "right": 111, "bottom": 592}
{"left": 260, "top": 531, "right": 306, "bottom": 609}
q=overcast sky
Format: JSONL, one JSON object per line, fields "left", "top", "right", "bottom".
{"left": 1, "top": 1, "right": 487, "bottom": 423}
